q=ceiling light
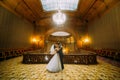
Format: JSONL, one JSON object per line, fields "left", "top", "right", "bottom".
{"left": 52, "top": 10, "right": 66, "bottom": 25}
{"left": 51, "top": 31, "right": 70, "bottom": 36}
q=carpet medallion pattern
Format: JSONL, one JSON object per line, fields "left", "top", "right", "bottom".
{"left": 0, "top": 57, "right": 120, "bottom": 80}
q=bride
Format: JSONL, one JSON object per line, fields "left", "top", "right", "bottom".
{"left": 46, "top": 43, "right": 62, "bottom": 72}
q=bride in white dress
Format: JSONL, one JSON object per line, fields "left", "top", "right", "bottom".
{"left": 46, "top": 43, "right": 62, "bottom": 72}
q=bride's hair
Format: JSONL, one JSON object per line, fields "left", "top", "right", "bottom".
{"left": 54, "top": 42, "right": 61, "bottom": 48}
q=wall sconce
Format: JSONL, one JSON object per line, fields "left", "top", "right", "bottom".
{"left": 32, "top": 38, "right": 37, "bottom": 43}
{"left": 82, "top": 36, "right": 91, "bottom": 48}
{"left": 30, "top": 35, "right": 44, "bottom": 49}
{"left": 31, "top": 37, "right": 40, "bottom": 48}
{"left": 83, "top": 38, "right": 90, "bottom": 43}
{"left": 77, "top": 36, "right": 91, "bottom": 48}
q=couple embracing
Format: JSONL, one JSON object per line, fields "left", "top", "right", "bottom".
{"left": 46, "top": 42, "right": 64, "bottom": 72}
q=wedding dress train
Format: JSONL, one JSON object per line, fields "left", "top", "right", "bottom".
{"left": 46, "top": 53, "right": 62, "bottom": 72}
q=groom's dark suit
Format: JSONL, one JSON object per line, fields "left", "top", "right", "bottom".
{"left": 54, "top": 44, "right": 64, "bottom": 70}
{"left": 57, "top": 47, "right": 64, "bottom": 70}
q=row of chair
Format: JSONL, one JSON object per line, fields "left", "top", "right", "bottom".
{"left": 82, "top": 48, "right": 120, "bottom": 61}
{"left": 94, "top": 49, "right": 120, "bottom": 61}
{"left": 0, "top": 48, "right": 33, "bottom": 61}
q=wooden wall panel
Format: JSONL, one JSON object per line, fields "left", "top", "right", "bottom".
{"left": 88, "top": 2, "right": 120, "bottom": 49}
{"left": 0, "top": 6, "right": 34, "bottom": 48}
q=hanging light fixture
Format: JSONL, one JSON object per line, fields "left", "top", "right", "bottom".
{"left": 52, "top": 0, "right": 66, "bottom": 25}
{"left": 52, "top": 10, "right": 66, "bottom": 25}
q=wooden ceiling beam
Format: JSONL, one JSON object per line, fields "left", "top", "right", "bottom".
{"left": 22, "top": 0, "right": 38, "bottom": 22}
{"left": 23, "top": 0, "right": 42, "bottom": 19}
{"left": 1, "top": 0, "right": 120, "bottom": 26}
{"left": 88, "top": 0, "right": 120, "bottom": 21}
{"left": 15, "top": 0, "right": 37, "bottom": 22}
{"left": 82, "top": 0, "right": 98, "bottom": 21}
{"left": 85, "top": 0, "right": 104, "bottom": 21}
{"left": 0, "top": 0, "right": 33, "bottom": 22}
{"left": 0, "top": 0, "right": 21, "bottom": 17}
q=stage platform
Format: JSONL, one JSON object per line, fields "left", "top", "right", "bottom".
{"left": 23, "top": 51, "right": 97, "bottom": 64}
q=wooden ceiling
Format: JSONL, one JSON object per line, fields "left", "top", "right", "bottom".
{"left": 0, "top": 0, "right": 119, "bottom": 27}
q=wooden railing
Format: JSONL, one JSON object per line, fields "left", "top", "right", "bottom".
{"left": 23, "top": 52, "right": 97, "bottom": 64}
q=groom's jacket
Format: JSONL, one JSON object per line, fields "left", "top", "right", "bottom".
{"left": 57, "top": 48, "right": 63, "bottom": 57}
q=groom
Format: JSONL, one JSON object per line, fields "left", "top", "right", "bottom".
{"left": 56, "top": 42, "right": 64, "bottom": 70}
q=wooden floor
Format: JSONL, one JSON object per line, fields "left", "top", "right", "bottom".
{"left": 0, "top": 56, "right": 120, "bottom": 80}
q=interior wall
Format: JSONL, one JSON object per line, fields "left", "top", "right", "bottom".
{"left": 88, "top": 3, "right": 120, "bottom": 49}
{"left": 0, "top": 6, "right": 34, "bottom": 49}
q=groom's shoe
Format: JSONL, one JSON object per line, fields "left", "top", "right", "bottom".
{"left": 62, "top": 65, "right": 64, "bottom": 70}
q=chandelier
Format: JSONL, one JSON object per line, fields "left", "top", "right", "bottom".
{"left": 52, "top": 10, "right": 66, "bottom": 25}
{"left": 52, "top": 0, "right": 66, "bottom": 25}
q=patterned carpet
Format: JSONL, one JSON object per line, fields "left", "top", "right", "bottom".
{"left": 0, "top": 56, "right": 120, "bottom": 80}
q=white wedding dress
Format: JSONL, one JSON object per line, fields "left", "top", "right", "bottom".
{"left": 46, "top": 45, "right": 62, "bottom": 72}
